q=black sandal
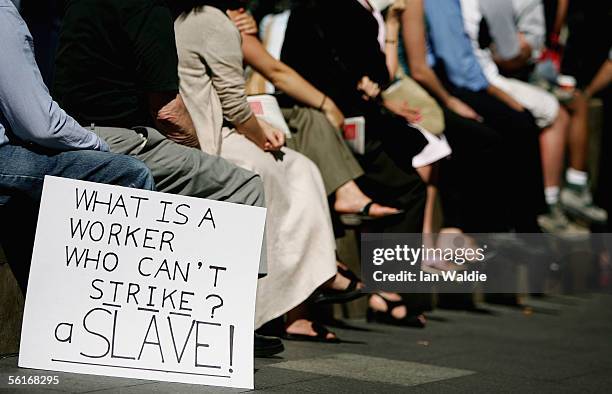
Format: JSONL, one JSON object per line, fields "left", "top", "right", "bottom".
{"left": 311, "top": 266, "right": 365, "bottom": 305}
{"left": 338, "top": 265, "right": 361, "bottom": 282}
{"left": 283, "top": 322, "right": 341, "bottom": 343}
{"left": 366, "top": 294, "right": 426, "bottom": 328}
{"left": 339, "top": 202, "right": 405, "bottom": 227}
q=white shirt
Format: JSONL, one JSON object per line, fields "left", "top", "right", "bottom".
{"left": 460, "top": 0, "right": 503, "bottom": 85}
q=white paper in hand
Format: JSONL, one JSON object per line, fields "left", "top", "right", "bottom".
{"left": 247, "top": 95, "right": 292, "bottom": 138}
{"left": 343, "top": 117, "right": 366, "bottom": 155}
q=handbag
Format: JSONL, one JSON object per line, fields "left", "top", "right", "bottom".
{"left": 382, "top": 72, "right": 445, "bottom": 135}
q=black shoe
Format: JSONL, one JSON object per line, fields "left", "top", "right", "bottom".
{"left": 310, "top": 265, "right": 365, "bottom": 305}
{"left": 254, "top": 333, "right": 284, "bottom": 358}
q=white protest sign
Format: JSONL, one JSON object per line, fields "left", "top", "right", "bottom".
{"left": 19, "top": 176, "right": 266, "bottom": 389}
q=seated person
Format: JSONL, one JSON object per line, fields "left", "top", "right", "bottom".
{"left": 282, "top": 0, "right": 439, "bottom": 327}
{"left": 51, "top": 0, "right": 276, "bottom": 356}
{"left": 363, "top": 0, "right": 508, "bottom": 239}
{"left": 479, "top": 0, "right": 545, "bottom": 75}
{"left": 471, "top": 0, "right": 606, "bottom": 228}
{"left": 416, "top": 0, "right": 546, "bottom": 232}
{"left": 174, "top": 1, "right": 365, "bottom": 342}
{"left": 561, "top": 2, "right": 612, "bottom": 226}
{"left": 0, "top": 0, "right": 154, "bottom": 293}
{"left": 53, "top": 0, "right": 267, "bottom": 266}
{"left": 320, "top": 0, "right": 503, "bottom": 274}
{"left": 225, "top": 7, "right": 400, "bottom": 222}
{"left": 584, "top": 49, "right": 612, "bottom": 228}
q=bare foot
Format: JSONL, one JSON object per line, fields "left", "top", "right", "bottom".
{"left": 437, "top": 228, "right": 480, "bottom": 265}
{"left": 439, "top": 228, "right": 478, "bottom": 248}
{"left": 285, "top": 319, "right": 337, "bottom": 340}
{"left": 369, "top": 293, "right": 427, "bottom": 325}
{"left": 334, "top": 181, "right": 399, "bottom": 217}
{"left": 369, "top": 292, "right": 406, "bottom": 319}
{"left": 421, "top": 259, "right": 467, "bottom": 272}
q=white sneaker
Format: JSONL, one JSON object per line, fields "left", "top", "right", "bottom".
{"left": 538, "top": 204, "right": 590, "bottom": 237}
{"left": 561, "top": 187, "right": 608, "bottom": 224}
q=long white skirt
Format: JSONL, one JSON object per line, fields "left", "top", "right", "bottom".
{"left": 220, "top": 128, "right": 337, "bottom": 328}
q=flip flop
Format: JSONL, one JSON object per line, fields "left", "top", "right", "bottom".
{"left": 366, "top": 294, "right": 426, "bottom": 328}
{"left": 310, "top": 276, "right": 364, "bottom": 304}
{"left": 311, "top": 265, "right": 365, "bottom": 304}
{"left": 283, "top": 322, "right": 341, "bottom": 343}
{"left": 337, "top": 265, "right": 362, "bottom": 283}
{"left": 339, "top": 202, "right": 405, "bottom": 227}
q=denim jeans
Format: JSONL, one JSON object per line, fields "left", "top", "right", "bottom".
{"left": 0, "top": 143, "right": 155, "bottom": 292}
{"left": 0, "top": 143, "right": 154, "bottom": 204}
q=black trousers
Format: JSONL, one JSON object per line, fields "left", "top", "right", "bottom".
{"left": 453, "top": 89, "right": 546, "bottom": 232}
{"left": 440, "top": 109, "right": 508, "bottom": 232}
{"left": 359, "top": 104, "right": 508, "bottom": 233}
{"left": 351, "top": 108, "right": 430, "bottom": 313}
{"left": 596, "top": 91, "right": 611, "bottom": 230}
{"left": 354, "top": 108, "right": 428, "bottom": 233}
{"left": 0, "top": 198, "right": 38, "bottom": 295}
{"left": 355, "top": 146, "right": 427, "bottom": 234}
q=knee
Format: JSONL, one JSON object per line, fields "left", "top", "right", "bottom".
{"left": 556, "top": 106, "right": 570, "bottom": 127}
{"left": 245, "top": 175, "right": 266, "bottom": 208}
{"left": 308, "top": 112, "right": 338, "bottom": 139}
{"left": 116, "top": 156, "right": 155, "bottom": 191}
{"left": 302, "top": 154, "right": 321, "bottom": 175}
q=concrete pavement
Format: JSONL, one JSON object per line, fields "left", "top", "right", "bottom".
{"left": 1, "top": 293, "right": 611, "bottom": 393}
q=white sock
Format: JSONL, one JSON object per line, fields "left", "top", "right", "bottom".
{"left": 566, "top": 168, "right": 588, "bottom": 187}
{"left": 545, "top": 186, "right": 560, "bottom": 205}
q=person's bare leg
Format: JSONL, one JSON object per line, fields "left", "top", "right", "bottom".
{"left": 369, "top": 293, "right": 405, "bottom": 318}
{"left": 334, "top": 180, "right": 399, "bottom": 216}
{"left": 421, "top": 185, "right": 438, "bottom": 234}
{"left": 368, "top": 293, "right": 426, "bottom": 324}
{"left": 368, "top": 164, "right": 436, "bottom": 320}
{"left": 559, "top": 94, "right": 607, "bottom": 223}
{"left": 285, "top": 303, "right": 337, "bottom": 339}
{"left": 540, "top": 108, "right": 569, "bottom": 190}
{"left": 437, "top": 228, "right": 479, "bottom": 261}
{"left": 416, "top": 163, "right": 433, "bottom": 184}
{"left": 416, "top": 164, "right": 438, "bottom": 234}
{"left": 567, "top": 94, "right": 589, "bottom": 171}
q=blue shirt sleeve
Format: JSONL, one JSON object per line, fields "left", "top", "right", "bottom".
{"left": 424, "top": 0, "right": 489, "bottom": 91}
{"left": 0, "top": 3, "right": 108, "bottom": 151}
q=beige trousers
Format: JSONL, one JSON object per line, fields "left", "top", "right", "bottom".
{"left": 219, "top": 128, "right": 337, "bottom": 328}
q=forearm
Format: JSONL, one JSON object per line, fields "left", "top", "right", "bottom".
{"left": 45, "top": 103, "right": 108, "bottom": 151}
{"left": 411, "top": 65, "right": 452, "bottom": 105}
{"left": 154, "top": 94, "right": 200, "bottom": 149}
{"left": 254, "top": 41, "right": 345, "bottom": 129}
{"left": 585, "top": 60, "right": 612, "bottom": 98}
{"left": 234, "top": 113, "right": 264, "bottom": 141}
{"left": 269, "top": 64, "right": 327, "bottom": 109}
{"left": 240, "top": 34, "right": 325, "bottom": 109}
{"left": 495, "top": 45, "right": 532, "bottom": 72}
{"left": 4, "top": 98, "right": 106, "bottom": 151}
{"left": 487, "top": 84, "right": 524, "bottom": 112}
